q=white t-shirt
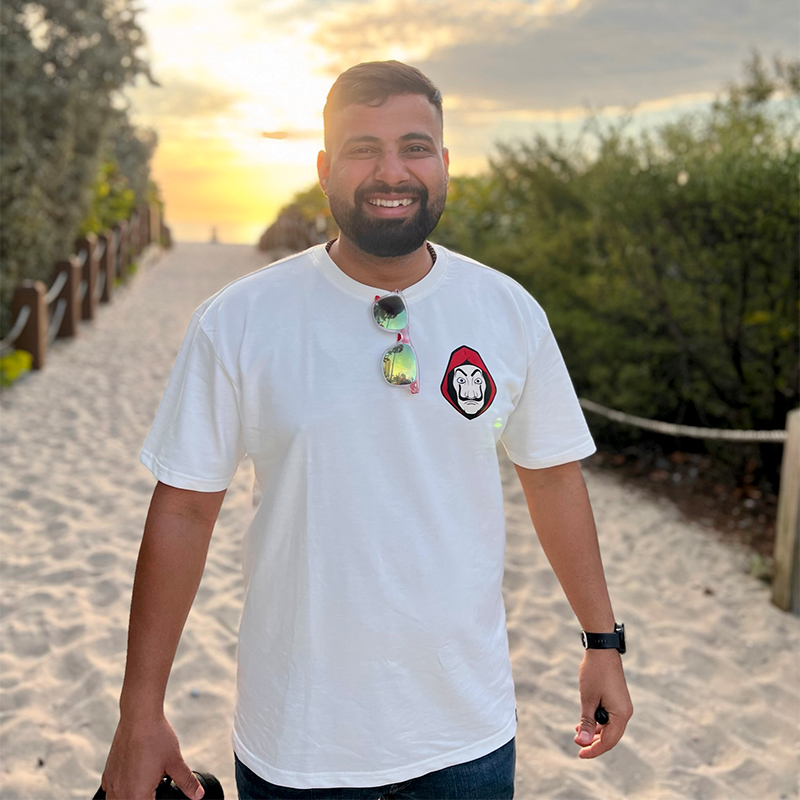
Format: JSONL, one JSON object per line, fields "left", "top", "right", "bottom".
{"left": 140, "top": 243, "right": 595, "bottom": 788}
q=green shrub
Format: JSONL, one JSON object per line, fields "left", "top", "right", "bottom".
{"left": 0, "top": 349, "right": 33, "bottom": 387}
{"left": 434, "top": 54, "right": 799, "bottom": 484}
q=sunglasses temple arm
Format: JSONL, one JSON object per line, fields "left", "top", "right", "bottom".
{"left": 399, "top": 327, "right": 420, "bottom": 394}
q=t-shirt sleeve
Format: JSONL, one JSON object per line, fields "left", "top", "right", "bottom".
{"left": 500, "top": 325, "right": 596, "bottom": 469}
{"left": 140, "top": 311, "right": 245, "bottom": 491}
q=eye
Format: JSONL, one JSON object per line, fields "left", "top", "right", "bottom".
{"left": 474, "top": 377, "right": 483, "bottom": 384}
{"left": 456, "top": 377, "right": 466, "bottom": 384}
{"left": 406, "top": 145, "right": 430, "bottom": 155}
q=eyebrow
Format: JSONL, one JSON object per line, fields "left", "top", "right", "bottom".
{"left": 342, "top": 132, "right": 437, "bottom": 147}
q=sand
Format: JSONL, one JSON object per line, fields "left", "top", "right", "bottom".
{"left": 1, "top": 242, "right": 798, "bottom": 800}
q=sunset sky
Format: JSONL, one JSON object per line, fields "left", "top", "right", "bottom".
{"left": 124, "top": 0, "right": 797, "bottom": 244}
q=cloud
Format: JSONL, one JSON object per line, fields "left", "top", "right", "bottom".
{"left": 303, "top": 0, "right": 797, "bottom": 110}
{"left": 127, "top": 74, "right": 245, "bottom": 120}
{"left": 309, "top": 0, "right": 584, "bottom": 73}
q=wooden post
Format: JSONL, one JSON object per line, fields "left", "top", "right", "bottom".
{"left": 150, "top": 204, "right": 161, "bottom": 246}
{"left": 772, "top": 408, "right": 800, "bottom": 614}
{"left": 119, "top": 219, "right": 130, "bottom": 278}
{"left": 53, "top": 257, "right": 82, "bottom": 339}
{"left": 139, "top": 203, "right": 149, "bottom": 249}
{"left": 161, "top": 223, "right": 172, "bottom": 249}
{"left": 11, "top": 281, "right": 47, "bottom": 369}
{"left": 75, "top": 233, "right": 98, "bottom": 321}
{"left": 113, "top": 220, "right": 130, "bottom": 282}
{"left": 128, "top": 211, "right": 140, "bottom": 258}
{"left": 98, "top": 231, "right": 114, "bottom": 303}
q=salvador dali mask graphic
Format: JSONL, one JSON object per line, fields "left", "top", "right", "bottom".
{"left": 440, "top": 346, "right": 497, "bottom": 419}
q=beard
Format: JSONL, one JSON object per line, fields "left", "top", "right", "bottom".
{"left": 327, "top": 181, "right": 447, "bottom": 258}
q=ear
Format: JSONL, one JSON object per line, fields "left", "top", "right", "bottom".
{"left": 443, "top": 147, "right": 450, "bottom": 188}
{"left": 317, "top": 150, "right": 331, "bottom": 196}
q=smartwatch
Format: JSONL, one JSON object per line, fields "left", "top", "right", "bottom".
{"left": 581, "top": 622, "right": 626, "bottom": 654}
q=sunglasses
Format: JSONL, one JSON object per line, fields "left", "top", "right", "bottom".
{"left": 372, "top": 291, "right": 419, "bottom": 394}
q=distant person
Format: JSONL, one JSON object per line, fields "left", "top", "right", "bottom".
{"left": 210, "top": 226, "right": 219, "bottom": 244}
{"left": 101, "top": 61, "right": 632, "bottom": 800}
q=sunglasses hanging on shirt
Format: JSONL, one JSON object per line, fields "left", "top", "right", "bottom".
{"left": 372, "top": 291, "right": 419, "bottom": 394}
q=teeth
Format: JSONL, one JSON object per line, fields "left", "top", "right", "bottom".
{"left": 368, "top": 198, "right": 414, "bottom": 207}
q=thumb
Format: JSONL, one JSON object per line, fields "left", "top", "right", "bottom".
{"left": 168, "top": 761, "right": 204, "bottom": 800}
{"left": 575, "top": 704, "right": 598, "bottom": 746}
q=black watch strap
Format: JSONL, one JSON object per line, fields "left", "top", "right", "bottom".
{"left": 581, "top": 623, "right": 626, "bottom": 654}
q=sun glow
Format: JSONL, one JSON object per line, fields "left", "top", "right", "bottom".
{"left": 126, "top": 0, "right": 755, "bottom": 244}
{"left": 128, "top": 1, "right": 330, "bottom": 243}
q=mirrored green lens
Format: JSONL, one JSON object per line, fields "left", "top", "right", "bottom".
{"left": 373, "top": 295, "right": 408, "bottom": 331}
{"left": 382, "top": 343, "right": 417, "bottom": 386}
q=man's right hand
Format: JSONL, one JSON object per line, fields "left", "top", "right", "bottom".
{"left": 101, "top": 715, "right": 204, "bottom": 800}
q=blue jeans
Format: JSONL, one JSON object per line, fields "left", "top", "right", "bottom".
{"left": 234, "top": 738, "right": 515, "bottom": 800}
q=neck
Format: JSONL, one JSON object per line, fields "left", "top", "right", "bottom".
{"left": 328, "top": 236, "right": 433, "bottom": 292}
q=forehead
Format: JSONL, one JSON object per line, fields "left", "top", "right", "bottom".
{"left": 327, "top": 93, "right": 443, "bottom": 150}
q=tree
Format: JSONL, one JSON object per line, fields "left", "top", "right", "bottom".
{"left": 0, "top": 0, "right": 156, "bottom": 335}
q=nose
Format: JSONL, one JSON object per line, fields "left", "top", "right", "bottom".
{"left": 373, "top": 151, "right": 411, "bottom": 187}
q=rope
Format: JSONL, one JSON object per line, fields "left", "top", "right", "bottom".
{"left": 95, "top": 238, "right": 106, "bottom": 261}
{"left": 47, "top": 298, "right": 67, "bottom": 344}
{"left": 0, "top": 305, "right": 32, "bottom": 355}
{"left": 78, "top": 279, "right": 87, "bottom": 302}
{"left": 44, "top": 271, "right": 68, "bottom": 305}
{"left": 76, "top": 249, "right": 88, "bottom": 269}
{"left": 579, "top": 398, "right": 788, "bottom": 443}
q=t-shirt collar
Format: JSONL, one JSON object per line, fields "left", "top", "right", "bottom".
{"left": 312, "top": 240, "right": 448, "bottom": 302}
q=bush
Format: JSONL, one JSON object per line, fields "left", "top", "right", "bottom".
{"left": 0, "top": 349, "right": 33, "bottom": 387}
{"left": 434, "top": 54, "right": 799, "bottom": 485}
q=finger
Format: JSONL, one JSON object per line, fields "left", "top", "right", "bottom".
{"left": 574, "top": 710, "right": 597, "bottom": 747}
{"left": 167, "top": 760, "right": 204, "bottom": 800}
{"left": 578, "top": 717, "right": 627, "bottom": 759}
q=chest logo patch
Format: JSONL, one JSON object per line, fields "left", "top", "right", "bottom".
{"left": 440, "top": 346, "right": 497, "bottom": 419}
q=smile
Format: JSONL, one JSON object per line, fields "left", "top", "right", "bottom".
{"left": 367, "top": 198, "right": 416, "bottom": 208}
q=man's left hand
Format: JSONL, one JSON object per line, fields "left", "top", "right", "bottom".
{"left": 574, "top": 649, "right": 633, "bottom": 758}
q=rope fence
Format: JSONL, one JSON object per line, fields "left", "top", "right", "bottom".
{"left": 579, "top": 396, "right": 798, "bottom": 616}
{"left": 46, "top": 299, "right": 67, "bottom": 345}
{"left": 0, "top": 205, "right": 171, "bottom": 367}
{"left": 43, "top": 270, "right": 68, "bottom": 306}
{"left": 579, "top": 399, "right": 789, "bottom": 443}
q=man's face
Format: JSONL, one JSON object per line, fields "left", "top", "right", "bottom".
{"left": 452, "top": 365, "right": 486, "bottom": 415}
{"left": 318, "top": 93, "right": 449, "bottom": 258}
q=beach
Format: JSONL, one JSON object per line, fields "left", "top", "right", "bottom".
{"left": 1, "top": 242, "right": 797, "bottom": 799}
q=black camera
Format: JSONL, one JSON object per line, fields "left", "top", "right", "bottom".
{"left": 93, "top": 771, "right": 223, "bottom": 799}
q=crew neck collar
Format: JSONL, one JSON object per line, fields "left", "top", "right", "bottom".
{"left": 311, "top": 241, "right": 448, "bottom": 302}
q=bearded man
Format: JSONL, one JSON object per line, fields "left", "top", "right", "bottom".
{"left": 101, "top": 61, "right": 632, "bottom": 800}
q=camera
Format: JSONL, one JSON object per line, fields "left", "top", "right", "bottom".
{"left": 93, "top": 771, "right": 223, "bottom": 799}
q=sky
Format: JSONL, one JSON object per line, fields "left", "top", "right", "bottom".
{"left": 124, "top": 0, "right": 798, "bottom": 244}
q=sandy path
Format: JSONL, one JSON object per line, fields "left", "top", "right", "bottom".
{"left": 1, "top": 243, "right": 797, "bottom": 800}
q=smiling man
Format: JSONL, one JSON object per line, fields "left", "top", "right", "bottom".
{"left": 101, "top": 61, "right": 632, "bottom": 800}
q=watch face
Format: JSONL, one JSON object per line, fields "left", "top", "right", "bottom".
{"left": 616, "top": 624, "right": 626, "bottom": 653}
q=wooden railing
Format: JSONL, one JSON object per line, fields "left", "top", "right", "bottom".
{"left": 1, "top": 204, "right": 171, "bottom": 369}
{"left": 581, "top": 400, "right": 799, "bottom": 615}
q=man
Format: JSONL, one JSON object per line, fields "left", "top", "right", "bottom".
{"left": 102, "top": 61, "right": 632, "bottom": 800}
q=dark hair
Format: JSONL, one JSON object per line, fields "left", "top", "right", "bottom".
{"left": 323, "top": 60, "right": 443, "bottom": 148}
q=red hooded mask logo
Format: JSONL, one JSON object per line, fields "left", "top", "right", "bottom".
{"left": 440, "top": 346, "right": 497, "bottom": 419}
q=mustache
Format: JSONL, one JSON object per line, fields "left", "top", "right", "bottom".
{"left": 355, "top": 183, "right": 428, "bottom": 205}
